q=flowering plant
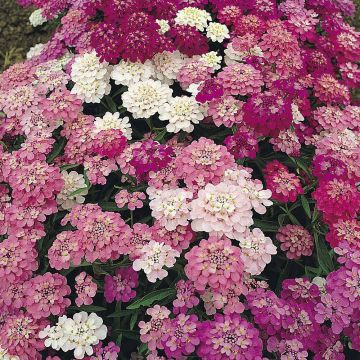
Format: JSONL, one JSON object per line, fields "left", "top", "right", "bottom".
{"left": 0, "top": 0, "right": 359, "bottom": 359}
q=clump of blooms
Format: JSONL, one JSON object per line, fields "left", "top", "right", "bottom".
{"left": 133, "top": 241, "right": 180, "bottom": 282}
{"left": 104, "top": 267, "right": 139, "bottom": 303}
{"left": 263, "top": 160, "right": 304, "bottom": 203}
{"left": 277, "top": 225, "right": 314, "bottom": 259}
{"left": 2, "top": 0, "right": 360, "bottom": 358}
{"left": 39, "top": 312, "right": 107, "bottom": 359}
{"left": 185, "top": 235, "right": 244, "bottom": 291}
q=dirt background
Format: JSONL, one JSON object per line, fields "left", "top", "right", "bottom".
{"left": 0, "top": 0, "right": 359, "bottom": 70}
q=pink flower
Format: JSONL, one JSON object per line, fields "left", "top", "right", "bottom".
{"left": 0, "top": 310, "right": 48, "bottom": 360}
{"left": 91, "top": 129, "right": 127, "bottom": 158}
{"left": 85, "top": 341, "right": 120, "bottom": 360}
{"left": 175, "top": 137, "right": 235, "bottom": 190}
{"left": 0, "top": 236, "right": 38, "bottom": 284}
{"left": 313, "top": 74, "right": 350, "bottom": 105}
{"left": 326, "top": 219, "right": 360, "bottom": 249}
{"left": 184, "top": 235, "right": 244, "bottom": 291}
{"left": 104, "top": 267, "right": 138, "bottom": 303}
{"left": 225, "top": 127, "right": 259, "bottom": 159}
{"left": 190, "top": 181, "right": 253, "bottom": 239}
{"left": 197, "top": 313, "right": 263, "bottom": 360}
{"left": 217, "top": 63, "right": 264, "bottom": 96}
{"left": 172, "top": 280, "right": 199, "bottom": 314}
{"left": 150, "top": 188, "right": 193, "bottom": 231}
{"left": 263, "top": 160, "right": 304, "bottom": 203}
{"left": 276, "top": 225, "right": 314, "bottom": 259}
{"left": 161, "top": 313, "right": 200, "bottom": 358}
{"left": 138, "top": 305, "right": 171, "bottom": 351}
{"left": 177, "top": 60, "right": 212, "bottom": 89}
{"left": 74, "top": 272, "right": 97, "bottom": 307}
{"left": 281, "top": 278, "right": 321, "bottom": 307}
{"left": 207, "top": 95, "right": 245, "bottom": 128}
{"left": 24, "top": 272, "right": 71, "bottom": 319}
{"left": 84, "top": 155, "right": 118, "bottom": 185}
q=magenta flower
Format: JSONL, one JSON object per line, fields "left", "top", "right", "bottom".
{"left": 197, "top": 313, "right": 263, "bottom": 360}
{"left": 104, "top": 267, "right": 138, "bottom": 303}
{"left": 75, "top": 272, "right": 97, "bottom": 307}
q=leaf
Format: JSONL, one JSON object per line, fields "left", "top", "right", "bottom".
{"left": 130, "top": 311, "right": 139, "bottom": 330}
{"left": 278, "top": 214, "right": 287, "bottom": 227}
{"left": 69, "top": 187, "right": 88, "bottom": 197}
{"left": 253, "top": 219, "right": 278, "bottom": 232}
{"left": 108, "top": 309, "right": 136, "bottom": 318}
{"left": 99, "top": 202, "right": 122, "bottom": 212}
{"left": 127, "top": 288, "right": 176, "bottom": 310}
{"left": 314, "top": 232, "right": 334, "bottom": 274}
{"left": 154, "top": 128, "right": 167, "bottom": 142}
{"left": 60, "top": 163, "right": 79, "bottom": 171}
{"left": 93, "top": 263, "right": 110, "bottom": 276}
{"left": 300, "top": 196, "right": 311, "bottom": 219}
{"left": 46, "top": 137, "right": 66, "bottom": 163}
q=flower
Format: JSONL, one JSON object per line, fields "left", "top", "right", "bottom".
{"left": 0, "top": 311, "right": 48, "bottom": 360}
{"left": 190, "top": 181, "right": 253, "bottom": 239}
{"left": 161, "top": 314, "right": 200, "bottom": 358}
{"left": 225, "top": 127, "right": 259, "bottom": 159}
{"left": 150, "top": 188, "right": 193, "bottom": 231}
{"left": 208, "top": 95, "right": 244, "bottom": 128}
{"left": 172, "top": 279, "right": 199, "bottom": 314}
{"left": 238, "top": 228, "right": 277, "bottom": 275}
{"left": 175, "top": 137, "right": 235, "bottom": 190}
{"left": 74, "top": 272, "right": 97, "bottom": 307}
{"left": 184, "top": 235, "right": 244, "bottom": 291}
{"left": 29, "top": 9, "right": 47, "bottom": 27}
{"left": 91, "top": 129, "right": 127, "bottom": 158}
{"left": 175, "top": 7, "right": 211, "bottom": 31}
{"left": 197, "top": 313, "right": 263, "bottom": 360}
{"left": 56, "top": 171, "right": 88, "bottom": 210}
{"left": 158, "top": 96, "right": 204, "bottom": 133}
{"left": 104, "top": 267, "right": 138, "bottom": 303}
{"left": 94, "top": 112, "right": 132, "bottom": 140}
{"left": 206, "top": 22, "right": 230, "bottom": 42}
{"left": 276, "top": 225, "right": 314, "bottom": 259}
{"left": 70, "top": 51, "right": 111, "bottom": 103}
{"left": 24, "top": 272, "right": 71, "bottom": 319}
{"left": 40, "top": 312, "right": 107, "bottom": 359}
{"left": 133, "top": 241, "right": 180, "bottom": 282}
{"left": 110, "top": 60, "right": 155, "bottom": 86}
{"left": 122, "top": 79, "right": 172, "bottom": 119}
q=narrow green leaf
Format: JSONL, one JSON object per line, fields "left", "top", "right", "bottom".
{"left": 154, "top": 128, "right": 167, "bottom": 142}
{"left": 68, "top": 305, "right": 107, "bottom": 313}
{"left": 99, "top": 202, "right": 123, "bottom": 212}
{"left": 46, "top": 137, "right": 66, "bottom": 163}
{"left": 300, "top": 196, "right": 311, "bottom": 219}
{"left": 69, "top": 187, "right": 88, "bottom": 197}
{"left": 130, "top": 311, "right": 139, "bottom": 330}
{"left": 253, "top": 219, "right": 278, "bottom": 232}
{"left": 60, "top": 163, "right": 79, "bottom": 171}
{"left": 314, "top": 232, "right": 334, "bottom": 274}
{"left": 127, "top": 288, "right": 176, "bottom": 310}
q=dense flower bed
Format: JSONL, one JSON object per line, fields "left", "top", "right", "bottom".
{"left": 0, "top": 0, "right": 359, "bottom": 359}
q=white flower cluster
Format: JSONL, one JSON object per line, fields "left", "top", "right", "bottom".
{"left": 39, "top": 312, "right": 107, "bottom": 359}
{"left": 133, "top": 240, "right": 180, "bottom": 282}
{"left": 94, "top": 111, "right": 132, "bottom": 139}
{"left": 206, "top": 22, "right": 230, "bottom": 43}
{"left": 110, "top": 60, "right": 155, "bottom": 87}
{"left": 152, "top": 51, "right": 188, "bottom": 84}
{"left": 156, "top": 19, "right": 170, "bottom": 34}
{"left": 56, "top": 171, "right": 88, "bottom": 210}
{"left": 26, "top": 43, "right": 45, "bottom": 59}
{"left": 158, "top": 96, "right": 204, "bottom": 133}
{"left": 199, "top": 51, "right": 222, "bottom": 70}
{"left": 71, "top": 51, "right": 111, "bottom": 103}
{"left": 175, "top": 7, "right": 211, "bottom": 31}
{"left": 122, "top": 79, "right": 173, "bottom": 119}
{"left": 29, "top": 9, "right": 47, "bottom": 27}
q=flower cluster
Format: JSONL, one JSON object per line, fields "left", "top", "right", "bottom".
{"left": 1, "top": 0, "right": 359, "bottom": 358}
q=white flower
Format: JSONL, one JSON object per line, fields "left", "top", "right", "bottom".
{"left": 122, "top": 79, "right": 172, "bottom": 119}
{"left": 26, "top": 43, "right": 45, "bottom": 59}
{"left": 56, "top": 171, "right": 88, "bottom": 210}
{"left": 156, "top": 19, "right": 170, "bottom": 34}
{"left": 206, "top": 22, "right": 230, "bottom": 42}
{"left": 175, "top": 7, "right": 211, "bottom": 31}
{"left": 149, "top": 187, "right": 193, "bottom": 231}
{"left": 153, "top": 51, "right": 188, "bottom": 84}
{"left": 199, "top": 51, "right": 222, "bottom": 70}
{"left": 40, "top": 313, "right": 107, "bottom": 360}
{"left": 158, "top": 96, "right": 204, "bottom": 133}
{"left": 312, "top": 276, "right": 327, "bottom": 293}
{"left": 29, "top": 9, "right": 46, "bottom": 27}
{"left": 292, "top": 103, "right": 304, "bottom": 123}
{"left": 133, "top": 241, "right": 180, "bottom": 282}
{"left": 110, "top": 60, "right": 155, "bottom": 87}
{"left": 224, "top": 43, "right": 263, "bottom": 65}
{"left": 0, "top": 347, "right": 19, "bottom": 360}
{"left": 94, "top": 112, "right": 132, "bottom": 139}
{"left": 70, "top": 51, "right": 111, "bottom": 103}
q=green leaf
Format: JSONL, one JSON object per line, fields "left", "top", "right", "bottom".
{"left": 154, "top": 128, "right": 167, "bottom": 142}
{"left": 253, "top": 220, "right": 278, "bottom": 232}
{"left": 92, "top": 263, "right": 110, "bottom": 276}
{"left": 300, "top": 196, "right": 311, "bottom": 219}
{"left": 69, "top": 187, "right": 88, "bottom": 197}
{"left": 130, "top": 311, "right": 139, "bottom": 330}
{"left": 314, "top": 232, "right": 334, "bottom": 274}
{"left": 60, "top": 163, "right": 79, "bottom": 171}
{"left": 108, "top": 309, "right": 136, "bottom": 318}
{"left": 127, "top": 288, "right": 176, "bottom": 310}
{"left": 278, "top": 214, "right": 287, "bottom": 227}
{"left": 46, "top": 137, "right": 66, "bottom": 163}
{"left": 99, "top": 202, "right": 122, "bottom": 212}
